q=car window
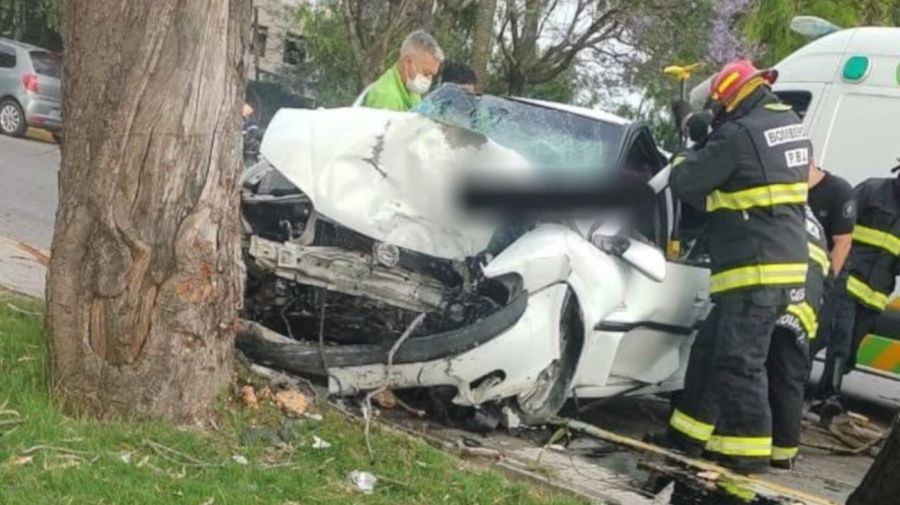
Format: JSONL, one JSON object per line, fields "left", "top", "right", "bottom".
{"left": 415, "top": 85, "right": 626, "bottom": 176}
{"left": 0, "top": 44, "right": 16, "bottom": 69}
{"left": 774, "top": 90, "right": 813, "bottom": 119}
{"left": 30, "top": 51, "right": 61, "bottom": 78}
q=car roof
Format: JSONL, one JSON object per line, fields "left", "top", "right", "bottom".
{"left": 0, "top": 37, "right": 51, "bottom": 52}
{"left": 508, "top": 97, "right": 632, "bottom": 126}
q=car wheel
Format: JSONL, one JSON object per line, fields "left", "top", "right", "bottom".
{"left": 0, "top": 99, "right": 27, "bottom": 137}
{"left": 513, "top": 288, "right": 584, "bottom": 425}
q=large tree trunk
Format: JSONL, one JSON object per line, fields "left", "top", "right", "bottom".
{"left": 847, "top": 415, "right": 900, "bottom": 505}
{"left": 470, "top": 0, "right": 497, "bottom": 90}
{"left": 47, "top": 0, "right": 249, "bottom": 421}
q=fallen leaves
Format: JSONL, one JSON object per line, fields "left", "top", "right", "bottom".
{"left": 240, "top": 385, "right": 258, "bottom": 409}
{"left": 274, "top": 389, "right": 311, "bottom": 418}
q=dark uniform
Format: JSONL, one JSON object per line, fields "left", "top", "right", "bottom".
{"left": 768, "top": 207, "right": 828, "bottom": 467}
{"left": 824, "top": 178, "right": 900, "bottom": 389}
{"left": 667, "top": 86, "right": 810, "bottom": 472}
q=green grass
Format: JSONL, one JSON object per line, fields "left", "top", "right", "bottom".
{"left": 0, "top": 292, "right": 585, "bottom": 505}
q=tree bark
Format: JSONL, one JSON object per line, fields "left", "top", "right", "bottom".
{"left": 470, "top": 0, "right": 497, "bottom": 90}
{"left": 847, "top": 415, "right": 900, "bottom": 505}
{"left": 47, "top": 0, "right": 249, "bottom": 421}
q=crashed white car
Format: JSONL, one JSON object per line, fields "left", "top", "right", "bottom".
{"left": 238, "top": 86, "right": 711, "bottom": 424}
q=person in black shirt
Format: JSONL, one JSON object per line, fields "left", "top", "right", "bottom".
{"left": 807, "top": 159, "right": 857, "bottom": 421}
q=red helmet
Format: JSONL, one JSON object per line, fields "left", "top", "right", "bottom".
{"left": 710, "top": 60, "right": 778, "bottom": 103}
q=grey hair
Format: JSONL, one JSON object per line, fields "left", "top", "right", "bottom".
{"left": 400, "top": 30, "right": 445, "bottom": 62}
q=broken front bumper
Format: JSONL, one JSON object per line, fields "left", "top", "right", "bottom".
{"left": 237, "top": 293, "right": 528, "bottom": 378}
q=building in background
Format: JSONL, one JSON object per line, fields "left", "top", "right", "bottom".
{"left": 247, "top": 0, "right": 315, "bottom": 121}
{"left": 249, "top": 0, "right": 310, "bottom": 88}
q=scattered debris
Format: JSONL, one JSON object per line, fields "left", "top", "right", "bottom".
{"left": 311, "top": 435, "right": 331, "bottom": 450}
{"left": 274, "top": 388, "right": 311, "bottom": 418}
{"left": 118, "top": 452, "right": 132, "bottom": 464}
{"left": 240, "top": 385, "right": 259, "bottom": 409}
{"left": 304, "top": 413, "right": 323, "bottom": 422}
{"left": 8, "top": 454, "right": 33, "bottom": 466}
{"left": 231, "top": 455, "right": 249, "bottom": 466}
{"left": 346, "top": 470, "right": 377, "bottom": 494}
{"left": 372, "top": 390, "right": 398, "bottom": 410}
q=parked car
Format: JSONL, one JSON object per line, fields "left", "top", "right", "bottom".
{"left": 0, "top": 38, "right": 62, "bottom": 141}
{"left": 238, "top": 85, "right": 712, "bottom": 424}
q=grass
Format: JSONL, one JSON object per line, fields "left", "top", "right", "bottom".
{"left": 0, "top": 292, "right": 586, "bottom": 505}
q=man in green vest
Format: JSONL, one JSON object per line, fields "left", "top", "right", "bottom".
{"left": 362, "top": 30, "right": 444, "bottom": 112}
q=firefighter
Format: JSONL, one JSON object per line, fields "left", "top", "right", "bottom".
{"left": 768, "top": 206, "right": 829, "bottom": 469}
{"left": 665, "top": 60, "right": 811, "bottom": 474}
{"left": 811, "top": 164, "right": 900, "bottom": 421}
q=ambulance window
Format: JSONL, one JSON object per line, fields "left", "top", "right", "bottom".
{"left": 774, "top": 91, "right": 813, "bottom": 119}
{"left": 825, "top": 94, "right": 900, "bottom": 183}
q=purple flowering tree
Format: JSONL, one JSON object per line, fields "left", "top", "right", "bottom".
{"left": 706, "top": 0, "right": 761, "bottom": 66}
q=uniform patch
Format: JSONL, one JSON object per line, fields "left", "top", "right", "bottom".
{"left": 764, "top": 124, "right": 807, "bottom": 147}
{"left": 843, "top": 200, "right": 857, "bottom": 219}
{"left": 784, "top": 147, "right": 809, "bottom": 168}
{"left": 789, "top": 288, "right": 806, "bottom": 303}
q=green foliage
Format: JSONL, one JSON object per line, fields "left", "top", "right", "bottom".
{"left": 743, "top": 0, "right": 900, "bottom": 66}
{"left": 293, "top": 2, "right": 360, "bottom": 107}
{"left": 0, "top": 0, "right": 63, "bottom": 50}
{"left": 0, "top": 291, "right": 583, "bottom": 504}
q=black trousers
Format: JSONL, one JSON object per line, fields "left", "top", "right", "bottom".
{"left": 767, "top": 326, "right": 810, "bottom": 461}
{"left": 812, "top": 289, "right": 880, "bottom": 400}
{"left": 669, "top": 290, "right": 786, "bottom": 466}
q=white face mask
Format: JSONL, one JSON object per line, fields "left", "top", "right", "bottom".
{"left": 407, "top": 73, "right": 432, "bottom": 95}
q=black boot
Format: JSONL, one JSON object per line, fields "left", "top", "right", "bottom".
{"left": 811, "top": 357, "right": 846, "bottom": 424}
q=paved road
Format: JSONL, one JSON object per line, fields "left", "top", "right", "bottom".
{"left": 0, "top": 135, "right": 59, "bottom": 250}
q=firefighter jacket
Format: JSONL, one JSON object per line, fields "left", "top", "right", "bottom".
{"left": 846, "top": 177, "right": 900, "bottom": 311}
{"left": 671, "top": 87, "right": 810, "bottom": 297}
{"left": 778, "top": 206, "right": 829, "bottom": 339}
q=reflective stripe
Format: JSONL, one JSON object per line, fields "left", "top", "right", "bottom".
{"left": 706, "top": 182, "right": 808, "bottom": 212}
{"left": 672, "top": 156, "right": 686, "bottom": 168}
{"left": 764, "top": 103, "right": 793, "bottom": 112}
{"left": 808, "top": 242, "right": 830, "bottom": 276}
{"left": 771, "top": 446, "right": 798, "bottom": 461}
{"left": 716, "top": 71, "right": 741, "bottom": 94}
{"left": 787, "top": 301, "right": 818, "bottom": 337}
{"left": 853, "top": 224, "right": 900, "bottom": 256}
{"left": 847, "top": 275, "right": 889, "bottom": 311}
{"left": 705, "top": 435, "right": 772, "bottom": 457}
{"left": 710, "top": 263, "right": 808, "bottom": 295}
{"left": 669, "top": 409, "right": 714, "bottom": 442}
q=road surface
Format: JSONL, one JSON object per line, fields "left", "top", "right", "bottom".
{"left": 0, "top": 134, "right": 59, "bottom": 250}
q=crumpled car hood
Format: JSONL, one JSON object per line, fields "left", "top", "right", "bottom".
{"left": 260, "top": 107, "right": 532, "bottom": 260}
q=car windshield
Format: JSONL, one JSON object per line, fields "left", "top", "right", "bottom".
{"left": 30, "top": 51, "right": 61, "bottom": 79}
{"left": 415, "top": 85, "right": 626, "bottom": 175}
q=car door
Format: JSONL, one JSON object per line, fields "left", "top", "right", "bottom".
{"left": 571, "top": 126, "right": 711, "bottom": 394}
{"left": 0, "top": 43, "right": 18, "bottom": 98}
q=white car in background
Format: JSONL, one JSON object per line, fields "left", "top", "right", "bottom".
{"left": 238, "top": 85, "right": 711, "bottom": 424}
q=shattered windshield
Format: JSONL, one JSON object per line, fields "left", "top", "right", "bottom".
{"left": 415, "top": 85, "right": 626, "bottom": 175}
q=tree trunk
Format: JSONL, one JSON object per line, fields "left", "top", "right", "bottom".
{"left": 847, "top": 415, "right": 900, "bottom": 505}
{"left": 470, "top": 0, "right": 497, "bottom": 90}
{"left": 47, "top": 0, "right": 249, "bottom": 421}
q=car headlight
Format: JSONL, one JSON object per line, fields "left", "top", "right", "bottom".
{"left": 373, "top": 241, "right": 400, "bottom": 268}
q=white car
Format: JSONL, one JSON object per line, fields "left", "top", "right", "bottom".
{"left": 239, "top": 86, "right": 711, "bottom": 424}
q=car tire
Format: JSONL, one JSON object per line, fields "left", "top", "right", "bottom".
{"left": 512, "top": 288, "right": 584, "bottom": 425}
{"left": 0, "top": 99, "right": 27, "bottom": 137}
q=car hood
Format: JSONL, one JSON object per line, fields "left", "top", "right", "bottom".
{"left": 260, "top": 107, "right": 533, "bottom": 260}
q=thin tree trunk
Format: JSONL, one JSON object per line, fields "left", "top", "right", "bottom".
{"left": 47, "top": 0, "right": 249, "bottom": 421}
{"left": 847, "top": 415, "right": 900, "bottom": 505}
{"left": 471, "top": 0, "right": 497, "bottom": 90}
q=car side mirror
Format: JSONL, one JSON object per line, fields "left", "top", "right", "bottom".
{"left": 591, "top": 232, "right": 667, "bottom": 283}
